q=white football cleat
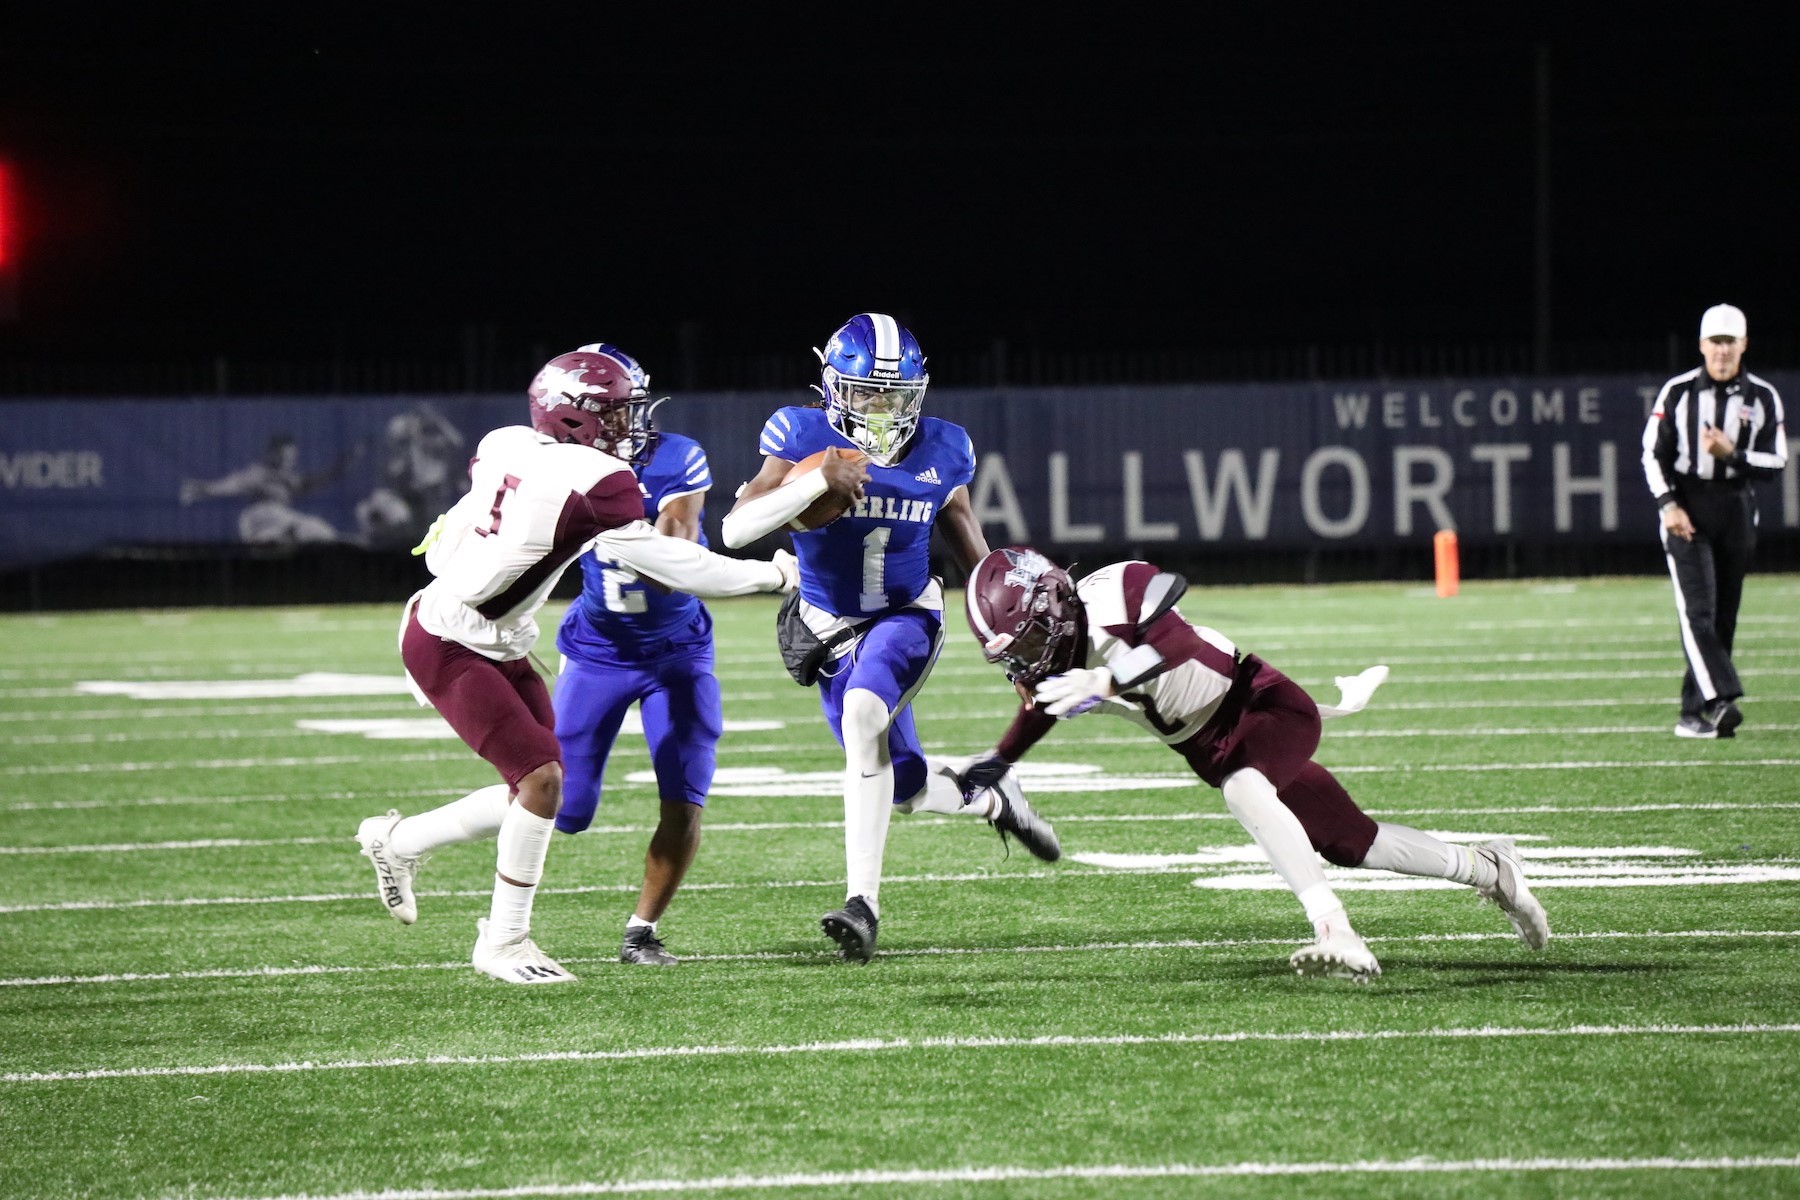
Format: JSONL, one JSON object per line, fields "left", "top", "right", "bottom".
{"left": 1290, "top": 928, "right": 1381, "bottom": 983}
{"left": 355, "top": 810, "right": 422, "bottom": 925}
{"left": 471, "top": 918, "right": 577, "bottom": 984}
{"left": 1477, "top": 837, "right": 1551, "bottom": 950}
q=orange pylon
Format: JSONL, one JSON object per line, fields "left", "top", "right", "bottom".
{"left": 1433, "top": 529, "right": 1460, "bottom": 598}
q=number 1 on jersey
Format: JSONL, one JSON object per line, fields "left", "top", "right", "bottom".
{"left": 859, "top": 527, "right": 890, "bottom": 611}
{"left": 474, "top": 474, "right": 522, "bottom": 538}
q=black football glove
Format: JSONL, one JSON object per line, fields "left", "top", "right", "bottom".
{"left": 955, "top": 751, "right": 1010, "bottom": 802}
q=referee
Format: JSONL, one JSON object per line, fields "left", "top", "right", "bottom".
{"left": 1641, "top": 303, "right": 1788, "bottom": 738}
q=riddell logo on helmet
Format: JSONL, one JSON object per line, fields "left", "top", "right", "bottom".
{"left": 870, "top": 367, "right": 902, "bottom": 380}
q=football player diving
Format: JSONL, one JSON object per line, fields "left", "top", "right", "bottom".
{"left": 963, "top": 547, "right": 1551, "bottom": 982}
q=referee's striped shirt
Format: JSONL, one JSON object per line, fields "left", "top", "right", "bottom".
{"left": 1641, "top": 367, "right": 1788, "bottom": 506}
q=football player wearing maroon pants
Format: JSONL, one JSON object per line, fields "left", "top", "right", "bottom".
{"left": 357, "top": 348, "right": 797, "bottom": 984}
{"left": 961, "top": 547, "right": 1550, "bottom": 982}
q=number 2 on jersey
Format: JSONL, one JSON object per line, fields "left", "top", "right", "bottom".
{"left": 601, "top": 566, "right": 648, "bottom": 614}
{"left": 474, "top": 474, "right": 522, "bottom": 537}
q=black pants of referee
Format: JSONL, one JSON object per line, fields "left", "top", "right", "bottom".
{"left": 1659, "top": 479, "right": 1754, "bottom": 719}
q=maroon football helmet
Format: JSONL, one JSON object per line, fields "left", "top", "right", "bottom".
{"left": 965, "top": 547, "right": 1084, "bottom": 685}
{"left": 526, "top": 346, "right": 652, "bottom": 455}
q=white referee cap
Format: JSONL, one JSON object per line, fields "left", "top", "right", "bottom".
{"left": 1700, "top": 304, "right": 1747, "bottom": 340}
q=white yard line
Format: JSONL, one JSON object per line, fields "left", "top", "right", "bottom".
{"left": 0, "top": 701, "right": 422, "bottom": 724}
{"left": 7, "top": 728, "right": 332, "bottom": 747}
{"left": 8, "top": 1022, "right": 1799, "bottom": 1084}
{"left": 0, "top": 836, "right": 341, "bottom": 855}
{"left": 18, "top": 700, "right": 1800, "bottom": 735}
{"left": 1325, "top": 759, "right": 1800, "bottom": 774}
{"left": 9, "top": 798, "right": 1800, "bottom": 849}
{"left": 191, "top": 1155, "right": 1800, "bottom": 1199}
{"left": 1327, "top": 725, "right": 1800, "bottom": 737}
{"left": 0, "top": 870, "right": 1068, "bottom": 914}
{"left": 1350, "top": 696, "right": 1800, "bottom": 710}
{"left": 0, "top": 751, "right": 486, "bottom": 776}
{"left": 7, "top": 651, "right": 1797, "bottom": 690}
{"left": 0, "top": 788, "right": 458, "bottom": 812}
{"left": 8, "top": 744, "right": 1800, "bottom": 776}
{"left": 3, "top": 928, "right": 1796, "bottom": 990}
{"left": 10, "top": 850, "right": 1800, "bottom": 914}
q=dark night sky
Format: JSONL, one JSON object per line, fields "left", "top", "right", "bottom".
{"left": 4, "top": 11, "right": 1797, "bottom": 372}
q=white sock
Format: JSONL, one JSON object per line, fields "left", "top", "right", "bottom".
{"left": 1221, "top": 768, "right": 1348, "bottom": 936}
{"left": 488, "top": 805, "right": 555, "bottom": 942}
{"left": 844, "top": 770, "right": 892, "bottom": 919}
{"left": 1297, "top": 884, "right": 1353, "bottom": 941}
{"left": 391, "top": 784, "right": 509, "bottom": 858}
{"left": 488, "top": 878, "right": 535, "bottom": 945}
{"left": 900, "top": 759, "right": 997, "bottom": 818}
{"left": 841, "top": 689, "right": 895, "bottom": 918}
{"left": 627, "top": 914, "right": 655, "bottom": 932}
{"left": 1361, "top": 823, "right": 1497, "bottom": 889}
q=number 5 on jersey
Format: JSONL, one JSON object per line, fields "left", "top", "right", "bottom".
{"left": 475, "top": 475, "right": 523, "bottom": 538}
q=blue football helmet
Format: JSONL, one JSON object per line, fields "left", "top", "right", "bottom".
{"left": 813, "top": 313, "right": 928, "bottom": 464}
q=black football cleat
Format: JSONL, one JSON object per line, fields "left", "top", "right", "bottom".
{"left": 989, "top": 771, "right": 1062, "bottom": 862}
{"left": 620, "top": 925, "right": 679, "bottom": 966}
{"left": 821, "top": 895, "right": 879, "bottom": 963}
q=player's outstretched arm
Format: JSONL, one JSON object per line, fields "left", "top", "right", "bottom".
{"left": 989, "top": 694, "right": 1058, "bottom": 765}
{"left": 593, "top": 520, "right": 796, "bottom": 597}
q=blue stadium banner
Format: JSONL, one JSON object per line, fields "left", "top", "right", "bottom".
{"left": 3, "top": 376, "right": 1795, "bottom": 570}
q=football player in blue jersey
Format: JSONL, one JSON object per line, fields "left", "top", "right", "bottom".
{"left": 355, "top": 344, "right": 798, "bottom": 970}
{"left": 723, "top": 313, "right": 1060, "bottom": 962}
{"left": 551, "top": 344, "right": 726, "bottom": 966}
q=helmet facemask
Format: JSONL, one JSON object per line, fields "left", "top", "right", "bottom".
{"left": 823, "top": 368, "right": 925, "bottom": 465}
{"left": 595, "top": 394, "right": 664, "bottom": 468}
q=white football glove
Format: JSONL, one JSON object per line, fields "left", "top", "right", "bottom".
{"left": 1034, "top": 667, "right": 1114, "bottom": 719}
{"left": 1317, "top": 664, "right": 1389, "bottom": 720}
{"left": 770, "top": 548, "right": 801, "bottom": 593}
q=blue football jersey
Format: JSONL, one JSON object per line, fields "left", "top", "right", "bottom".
{"left": 558, "top": 432, "right": 714, "bottom": 662}
{"left": 758, "top": 406, "right": 975, "bottom": 617}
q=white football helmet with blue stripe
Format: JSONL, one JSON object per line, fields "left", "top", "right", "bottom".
{"left": 813, "top": 313, "right": 929, "bottom": 465}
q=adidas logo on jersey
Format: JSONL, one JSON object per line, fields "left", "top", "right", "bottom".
{"left": 914, "top": 467, "right": 942, "bottom": 484}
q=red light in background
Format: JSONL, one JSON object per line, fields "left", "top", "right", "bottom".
{"left": 0, "top": 162, "right": 11, "bottom": 268}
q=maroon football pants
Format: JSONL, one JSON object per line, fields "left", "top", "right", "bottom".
{"left": 1176, "top": 659, "right": 1377, "bottom": 867}
{"left": 401, "top": 606, "right": 561, "bottom": 788}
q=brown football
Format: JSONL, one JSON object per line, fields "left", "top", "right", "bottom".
{"left": 784, "top": 447, "right": 865, "bottom": 531}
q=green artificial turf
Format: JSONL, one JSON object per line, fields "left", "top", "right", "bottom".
{"left": 1, "top": 576, "right": 1797, "bottom": 1198}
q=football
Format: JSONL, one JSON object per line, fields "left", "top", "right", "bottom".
{"left": 784, "top": 447, "right": 866, "bottom": 531}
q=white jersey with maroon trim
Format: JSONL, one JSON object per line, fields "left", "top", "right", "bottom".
{"left": 1075, "top": 561, "right": 1239, "bottom": 744}
{"left": 412, "top": 426, "right": 642, "bottom": 661}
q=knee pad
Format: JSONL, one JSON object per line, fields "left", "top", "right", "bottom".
{"left": 1314, "top": 813, "right": 1378, "bottom": 867}
{"left": 1319, "top": 836, "right": 1373, "bottom": 868}
{"left": 841, "top": 688, "right": 893, "bottom": 772}
{"left": 555, "top": 763, "right": 603, "bottom": 835}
